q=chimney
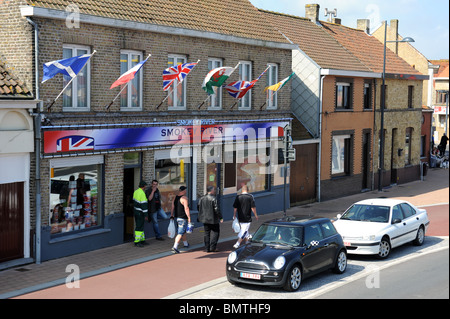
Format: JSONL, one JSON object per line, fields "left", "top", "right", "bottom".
{"left": 305, "top": 4, "right": 320, "bottom": 23}
{"left": 357, "top": 19, "right": 370, "bottom": 33}
{"left": 388, "top": 19, "right": 399, "bottom": 54}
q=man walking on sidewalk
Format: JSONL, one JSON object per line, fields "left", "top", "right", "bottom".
{"left": 171, "top": 186, "right": 191, "bottom": 254}
{"left": 198, "top": 186, "right": 223, "bottom": 252}
{"left": 233, "top": 185, "right": 258, "bottom": 249}
{"left": 133, "top": 181, "right": 149, "bottom": 247}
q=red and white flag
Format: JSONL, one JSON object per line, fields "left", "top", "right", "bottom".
{"left": 110, "top": 55, "right": 151, "bottom": 89}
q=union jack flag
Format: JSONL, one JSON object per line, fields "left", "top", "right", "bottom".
{"left": 163, "top": 62, "right": 198, "bottom": 91}
{"left": 224, "top": 66, "right": 270, "bottom": 99}
{"left": 57, "top": 136, "right": 95, "bottom": 153}
{"left": 224, "top": 80, "right": 255, "bottom": 99}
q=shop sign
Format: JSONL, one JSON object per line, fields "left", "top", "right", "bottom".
{"left": 43, "top": 121, "right": 288, "bottom": 155}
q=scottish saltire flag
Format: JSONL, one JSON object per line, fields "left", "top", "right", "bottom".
{"left": 57, "top": 136, "right": 95, "bottom": 153}
{"left": 110, "top": 55, "right": 151, "bottom": 89}
{"left": 42, "top": 51, "right": 95, "bottom": 83}
{"left": 224, "top": 66, "right": 270, "bottom": 99}
{"left": 163, "top": 61, "right": 198, "bottom": 91}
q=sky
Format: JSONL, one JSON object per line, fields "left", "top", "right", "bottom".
{"left": 250, "top": 0, "right": 449, "bottom": 60}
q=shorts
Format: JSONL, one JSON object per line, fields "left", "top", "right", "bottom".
{"left": 238, "top": 222, "right": 251, "bottom": 240}
{"left": 176, "top": 218, "right": 188, "bottom": 236}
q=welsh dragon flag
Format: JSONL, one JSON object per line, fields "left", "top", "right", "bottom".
{"left": 202, "top": 66, "right": 237, "bottom": 95}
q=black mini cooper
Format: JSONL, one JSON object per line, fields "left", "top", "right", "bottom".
{"left": 226, "top": 216, "right": 347, "bottom": 291}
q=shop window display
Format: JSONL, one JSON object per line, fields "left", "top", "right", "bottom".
{"left": 155, "top": 158, "right": 189, "bottom": 213}
{"left": 50, "top": 164, "right": 102, "bottom": 234}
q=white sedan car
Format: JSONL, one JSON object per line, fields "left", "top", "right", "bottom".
{"left": 333, "top": 199, "right": 430, "bottom": 259}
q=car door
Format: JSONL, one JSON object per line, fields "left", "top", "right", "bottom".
{"left": 302, "top": 224, "right": 328, "bottom": 275}
{"left": 320, "top": 220, "right": 340, "bottom": 267}
{"left": 390, "top": 204, "right": 407, "bottom": 248}
{"left": 400, "top": 203, "right": 421, "bottom": 242}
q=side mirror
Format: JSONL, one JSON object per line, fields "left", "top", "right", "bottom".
{"left": 337, "top": 214, "right": 342, "bottom": 219}
{"left": 392, "top": 218, "right": 402, "bottom": 224}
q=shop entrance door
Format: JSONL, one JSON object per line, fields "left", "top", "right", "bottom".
{"left": 0, "top": 182, "right": 24, "bottom": 263}
{"left": 205, "top": 162, "right": 222, "bottom": 207}
{"left": 123, "top": 153, "right": 142, "bottom": 242}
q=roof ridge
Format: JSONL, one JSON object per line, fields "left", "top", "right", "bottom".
{"left": 258, "top": 8, "right": 311, "bottom": 22}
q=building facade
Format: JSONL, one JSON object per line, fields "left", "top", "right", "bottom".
{"left": 263, "top": 7, "right": 378, "bottom": 201}
{"left": 320, "top": 17, "right": 428, "bottom": 189}
{"left": 0, "top": 60, "right": 38, "bottom": 267}
{"left": 1, "top": 0, "right": 295, "bottom": 262}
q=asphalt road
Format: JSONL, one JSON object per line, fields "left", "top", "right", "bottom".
{"left": 315, "top": 248, "right": 449, "bottom": 299}
{"left": 165, "top": 236, "right": 449, "bottom": 299}
{"left": 15, "top": 204, "right": 449, "bottom": 300}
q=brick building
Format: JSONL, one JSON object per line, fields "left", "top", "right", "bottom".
{"left": 1, "top": 0, "right": 295, "bottom": 262}
{"left": 263, "top": 7, "right": 378, "bottom": 201}
{"left": 320, "top": 17, "right": 428, "bottom": 189}
{"left": 263, "top": 4, "right": 428, "bottom": 200}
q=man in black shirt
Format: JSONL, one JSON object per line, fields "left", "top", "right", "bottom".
{"left": 170, "top": 186, "right": 191, "bottom": 254}
{"left": 232, "top": 185, "right": 258, "bottom": 249}
{"left": 146, "top": 180, "right": 169, "bottom": 241}
{"left": 198, "top": 186, "right": 223, "bottom": 252}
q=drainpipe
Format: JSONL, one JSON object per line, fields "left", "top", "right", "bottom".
{"left": 26, "top": 17, "right": 42, "bottom": 264}
{"left": 317, "top": 74, "right": 325, "bottom": 202}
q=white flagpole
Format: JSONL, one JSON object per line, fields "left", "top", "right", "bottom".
{"left": 157, "top": 59, "right": 200, "bottom": 109}
{"left": 47, "top": 50, "right": 97, "bottom": 112}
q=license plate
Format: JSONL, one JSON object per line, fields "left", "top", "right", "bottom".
{"left": 344, "top": 242, "right": 352, "bottom": 247}
{"left": 240, "top": 272, "right": 261, "bottom": 280}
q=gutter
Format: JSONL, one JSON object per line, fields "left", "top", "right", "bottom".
{"left": 25, "top": 17, "right": 42, "bottom": 265}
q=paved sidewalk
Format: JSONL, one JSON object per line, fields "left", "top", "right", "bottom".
{"left": 0, "top": 168, "right": 448, "bottom": 299}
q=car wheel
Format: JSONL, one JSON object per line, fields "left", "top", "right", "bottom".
{"left": 283, "top": 265, "right": 302, "bottom": 292}
{"left": 377, "top": 237, "right": 391, "bottom": 259}
{"left": 413, "top": 226, "right": 425, "bottom": 246}
{"left": 333, "top": 250, "right": 347, "bottom": 274}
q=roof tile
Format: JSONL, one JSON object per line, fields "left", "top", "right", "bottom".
{"left": 0, "top": 62, "right": 33, "bottom": 98}
{"left": 260, "top": 10, "right": 371, "bottom": 73}
{"left": 27, "top": 0, "right": 289, "bottom": 44}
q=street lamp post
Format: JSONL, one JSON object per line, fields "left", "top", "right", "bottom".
{"left": 378, "top": 21, "right": 415, "bottom": 192}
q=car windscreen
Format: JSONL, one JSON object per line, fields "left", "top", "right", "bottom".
{"left": 341, "top": 204, "right": 390, "bottom": 223}
{"left": 252, "top": 224, "right": 303, "bottom": 247}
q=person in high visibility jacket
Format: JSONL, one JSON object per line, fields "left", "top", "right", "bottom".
{"left": 133, "top": 181, "right": 149, "bottom": 247}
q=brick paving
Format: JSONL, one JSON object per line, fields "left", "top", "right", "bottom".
{"left": 0, "top": 168, "right": 448, "bottom": 299}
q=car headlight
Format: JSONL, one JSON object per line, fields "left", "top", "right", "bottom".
{"left": 362, "top": 235, "right": 376, "bottom": 241}
{"left": 228, "top": 251, "right": 238, "bottom": 264}
{"left": 273, "top": 256, "right": 286, "bottom": 270}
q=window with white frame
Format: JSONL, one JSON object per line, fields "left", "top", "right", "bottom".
{"left": 332, "top": 134, "right": 352, "bottom": 176}
{"left": 168, "top": 55, "right": 187, "bottom": 110}
{"left": 62, "top": 45, "right": 91, "bottom": 110}
{"left": 266, "top": 63, "right": 278, "bottom": 109}
{"left": 208, "top": 58, "right": 223, "bottom": 110}
{"left": 238, "top": 61, "right": 252, "bottom": 110}
{"left": 120, "top": 50, "right": 143, "bottom": 110}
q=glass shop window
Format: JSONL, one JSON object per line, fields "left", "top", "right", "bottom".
{"left": 50, "top": 163, "right": 103, "bottom": 235}
{"left": 154, "top": 156, "right": 190, "bottom": 213}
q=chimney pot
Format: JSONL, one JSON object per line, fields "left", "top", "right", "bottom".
{"left": 332, "top": 18, "right": 341, "bottom": 25}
